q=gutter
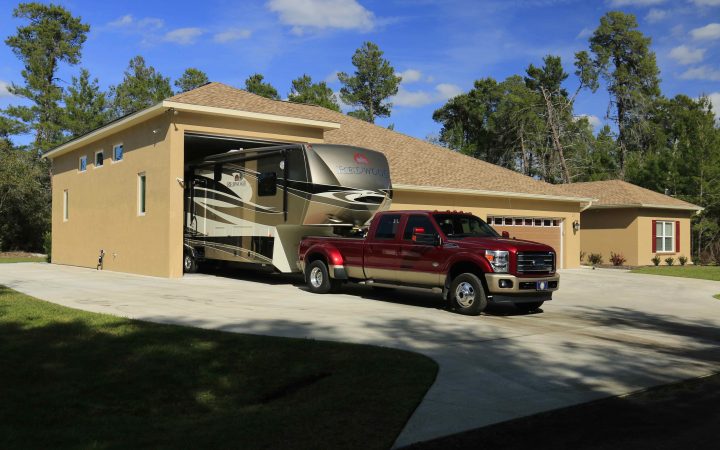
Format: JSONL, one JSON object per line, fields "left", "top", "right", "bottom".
{"left": 587, "top": 203, "right": 702, "bottom": 212}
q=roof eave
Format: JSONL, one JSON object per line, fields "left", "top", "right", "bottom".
{"left": 393, "top": 183, "right": 596, "bottom": 204}
{"left": 587, "top": 203, "right": 702, "bottom": 212}
{"left": 163, "top": 101, "right": 341, "bottom": 131}
{"left": 43, "top": 103, "right": 166, "bottom": 159}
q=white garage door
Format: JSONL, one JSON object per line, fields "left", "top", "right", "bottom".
{"left": 487, "top": 216, "right": 563, "bottom": 268}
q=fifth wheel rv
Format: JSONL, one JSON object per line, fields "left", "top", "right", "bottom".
{"left": 183, "top": 143, "right": 392, "bottom": 273}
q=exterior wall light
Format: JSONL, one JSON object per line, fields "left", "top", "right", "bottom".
{"left": 573, "top": 220, "right": 581, "bottom": 232}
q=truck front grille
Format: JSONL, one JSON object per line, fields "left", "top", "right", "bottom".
{"left": 517, "top": 252, "right": 555, "bottom": 274}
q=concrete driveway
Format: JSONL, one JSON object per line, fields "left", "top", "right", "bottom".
{"left": 1, "top": 263, "right": 719, "bottom": 447}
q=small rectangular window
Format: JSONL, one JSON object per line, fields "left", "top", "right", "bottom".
{"left": 553, "top": 219, "right": 560, "bottom": 227}
{"left": 95, "top": 150, "right": 104, "bottom": 168}
{"left": 504, "top": 217, "right": 513, "bottom": 225}
{"left": 63, "top": 189, "right": 69, "bottom": 221}
{"left": 493, "top": 217, "right": 502, "bottom": 225}
{"left": 258, "top": 172, "right": 277, "bottom": 196}
{"left": 534, "top": 219, "right": 542, "bottom": 226}
{"left": 138, "top": 173, "right": 146, "bottom": 215}
{"left": 514, "top": 218, "right": 523, "bottom": 226}
{"left": 543, "top": 219, "right": 552, "bottom": 227}
{"left": 113, "top": 144, "right": 124, "bottom": 162}
{"left": 79, "top": 155, "right": 87, "bottom": 172}
{"left": 524, "top": 218, "right": 533, "bottom": 226}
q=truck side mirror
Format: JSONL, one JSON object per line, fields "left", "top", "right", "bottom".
{"left": 502, "top": 231, "right": 510, "bottom": 238}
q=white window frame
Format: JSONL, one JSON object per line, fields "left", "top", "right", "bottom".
{"left": 656, "top": 220, "right": 675, "bottom": 253}
{"left": 94, "top": 150, "right": 104, "bottom": 168}
{"left": 138, "top": 172, "right": 146, "bottom": 216}
{"left": 78, "top": 155, "right": 87, "bottom": 173}
{"left": 113, "top": 143, "right": 124, "bottom": 163}
{"left": 63, "top": 189, "right": 69, "bottom": 222}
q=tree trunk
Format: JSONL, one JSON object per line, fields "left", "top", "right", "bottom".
{"left": 541, "top": 87, "right": 571, "bottom": 183}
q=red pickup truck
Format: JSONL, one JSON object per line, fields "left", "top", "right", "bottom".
{"left": 298, "top": 210, "right": 559, "bottom": 315}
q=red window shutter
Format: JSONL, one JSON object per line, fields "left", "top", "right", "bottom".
{"left": 675, "top": 221, "right": 680, "bottom": 253}
{"left": 652, "top": 220, "right": 657, "bottom": 253}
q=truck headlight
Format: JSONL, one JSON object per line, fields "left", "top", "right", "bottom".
{"left": 485, "top": 250, "right": 509, "bottom": 273}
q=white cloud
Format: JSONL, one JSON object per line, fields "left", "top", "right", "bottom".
{"left": 680, "top": 65, "right": 720, "bottom": 81}
{"left": 267, "top": 0, "right": 374, "bottom": 33}
{"left": 392, "top": 83, "right": 463, "bottom": 107}
{"left": 577, "top": 27, "right": 593, "bottom": 39}
{"left": 608, "top": 0, "right": 665, "bottom": 6}
{"left": 397, "top": 69, "right": 423, "bottom": 83}
{"left": 645, "top": 8, "right": 667, "bottom": 23}
{"left": 577, "top": 114, "right": 602, "bottom": 129}
{"left": 691, "top": 0, "right": 720, "bottom": 6}
{"left": 435, "top": 83, "right": 462, "bottom": 99}
{"left": 669, "top": 45, "right": 706, "bottom": 64}
{"left": 213, "top": 28, "right": 252, "bottom": 43}
{"left": 108, "top": 14, "right": 164, "bottom": 31}
{"left": 324, "top": 71, "right": 340, "bottom": 84}
{"left": 691, "top": 23, "right": 720, "bottom": 40}
{"left": 0, "top": 80, "right": 14, "bottom": 97}
{"left": 163, "top": 28, "right": 203, "bottom": 45}
{"left": 707, "top": 92, "right": 720, "bottom": 119}
{"left": 392, "top": 88, "right": 433, "bottom": 107}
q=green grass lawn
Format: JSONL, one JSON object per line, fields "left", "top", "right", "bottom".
{"left": 0, "top": 256, "right": 46, "bottom": 263}
{"left": 0, "top": 286, "right": 437, "bottom": 450}
{"left": 630, "top": 265, "right": 720, "bottom": 281}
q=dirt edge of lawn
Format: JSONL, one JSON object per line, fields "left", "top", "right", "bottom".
{"left": 0, "top": 286, "right": 438, "bottom": 450}
{"left": 404, "top": 371, "right": 720, "bottom": 450}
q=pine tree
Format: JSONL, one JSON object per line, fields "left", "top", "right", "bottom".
{"left": 62, "top": 68, "right": 111, "bottom": 138}
{"left": 338, "top": 42, "right": 401, "bottom": 123}
{"left": 111, "top": 56, "right": 173, "bottom": 117}
{"left": 288, "top": 75, "right": 340, "bottom": 111}
{"left": 175, "top": 68, "right": 209, "bottom": 93}
{"left": 3, "top": 2, "right": 89, "bottom": 152}
{"left": 244, "top": 74, "right": 279, "bottom": 100}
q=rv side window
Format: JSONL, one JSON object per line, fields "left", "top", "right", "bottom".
{"left": 374, "top": 214, "right": 401, "bottom": 239}
{"left": 258, "top": 172, "right": 277, "bottom": 196}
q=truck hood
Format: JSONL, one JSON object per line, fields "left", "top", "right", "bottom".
{"left": 447, "top": 237, "right": 555, "bottom": 253}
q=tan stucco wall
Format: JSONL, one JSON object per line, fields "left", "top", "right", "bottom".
{"left": 51, "top": 113, "right": 179, "bottom": 277}
{"left": 579, "top": 208, "right": 695, "bottom": 266}
{"left": 578, "top": 208, "right": 639, "bottom": 265}
{"left": 51, "top": 110, "right": 329, "bottom": 278}
{"left": 390, "top": 189, "right": 582, "bottom": 268}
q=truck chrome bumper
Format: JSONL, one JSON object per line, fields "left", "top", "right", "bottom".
{"left": 484, "top": 273, "right": 559, "bottom": 295}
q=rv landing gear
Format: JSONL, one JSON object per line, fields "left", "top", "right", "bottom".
{"left": 183, "top": 252, "right": 198, "bottom": 274}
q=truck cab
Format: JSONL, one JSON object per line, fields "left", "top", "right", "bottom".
{"left": 298, "top": 210, "right": 559, "bottom": 315}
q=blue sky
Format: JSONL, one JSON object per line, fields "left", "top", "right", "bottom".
{"left": 1, "top": 0, "right": 719, "bottom": 145}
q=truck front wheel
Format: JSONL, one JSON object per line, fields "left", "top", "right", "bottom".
{"left": 183, "top": 252, "right": 198, "bottom": 274}
{"left": 449, "top": 273, "right": 488, "bottom": 316}
{"left": 306, "top": 260, "right": 340, "bottom": 294}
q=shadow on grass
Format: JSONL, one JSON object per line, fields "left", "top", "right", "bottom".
{"left": 0, "top": 286, "right": 437, "bottom": 450}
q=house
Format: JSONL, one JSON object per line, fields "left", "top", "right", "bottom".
{"left": 44, "top": 82, "right": 597, "bottom": 277}
{"left": 560, "top": 180, "right": 701, "bottom": 266}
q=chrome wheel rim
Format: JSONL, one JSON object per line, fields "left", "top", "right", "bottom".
{"left": 184, "top": 256, "right": 192, "bottom": 270}
{"left": 310, "top": 266, "right": 323, "bottom": 288}
{"left": 455, "top": 281, "right": 475, "bottom": 308}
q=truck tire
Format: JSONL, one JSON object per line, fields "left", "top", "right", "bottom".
{"left": 449, "top": 273, "right": 487, "bottom": 316}
{"left": 515, "top": 301, "right": 544, "bottom": 313}
{"left": 183, "top": 252, "right": 198, "bottom": 274}
{"left": 306, "top": 260, "right": 340, "bottom": 294}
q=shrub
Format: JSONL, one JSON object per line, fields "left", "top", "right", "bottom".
{"left": 587, "top": 253, "right": 603, "bottom": 265}
{"left": 651, "top": 255, "right": 661, "bottom": 266}
{"left": 678, "top": 256, "right": 688, "bottom": 266}
{"left": 692, "top": 257, "right": 700, "bottom": 266}
{"left": 609, "top": 252, "right": 626, "bottom": 266}
{"left": 665, "top": 257, "right": 674, "bottom": 266}
{"left": 43, "top": 231, "right": 51, "bottom": 263}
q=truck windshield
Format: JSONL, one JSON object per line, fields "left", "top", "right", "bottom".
{"left": 433, "top": 214, "right": 499, "bottom": 239}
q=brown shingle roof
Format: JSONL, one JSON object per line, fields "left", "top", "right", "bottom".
{"left": 560, "top": 180, "right": 700, "bottom": 210}
{"left": 169, "top": 83, "right": 586, "bottom": 199}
